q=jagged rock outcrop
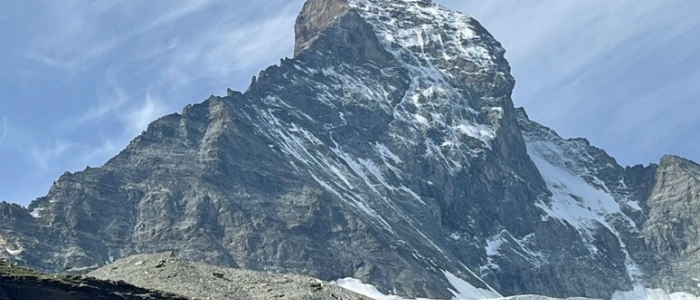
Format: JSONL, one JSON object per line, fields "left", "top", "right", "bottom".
{"left": 294, "top": 0, "right": 350, "bottom": 56}
{"left": 0, "top": 0, "right": 699, "bottom": 299}
{"left": 643, "top": 155, "right": 700, "bottom": 294}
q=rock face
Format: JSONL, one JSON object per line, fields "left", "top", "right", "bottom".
{"left": 294, "top": 0, "right": 349, "bottom": 56}
{"left": 643, "top": 156, "right": 700, "bottom": 294}
{"left": 0, "top": 0, "right": 699, "bottom": 299}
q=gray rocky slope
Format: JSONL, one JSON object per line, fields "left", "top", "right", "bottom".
{"left": 0, "top": 0, "right": 699, "bottom": 298}
{"left": 0, "top": 259, "right": 187, "bottom": 300}
{"left": 89, "top": 252, "right": 373, "bottom": 300}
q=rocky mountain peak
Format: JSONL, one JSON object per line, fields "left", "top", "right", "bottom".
{"left": 658, "top": 154, "right": 700, "bottom": 173}
{"left": 1, "top": 1, "right": 699, "bottom": 299}
{"left": 294, "top": 0, "right": 350, "bottom": 56}
{"left": 289, "top": 0, "right": 534, "bottom": 181}
{"left": 295, "top": 0, "right": 513, "bottom": 97}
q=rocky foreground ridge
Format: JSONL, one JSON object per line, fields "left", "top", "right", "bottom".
{"left": 89, "top": 252, "right": 373, "bottom": 300}
{"left": 1, "top": 0, "right": 699, "bottom": 299}
{"left": 0, "top": 259, "right": 187, "bottom": 300}
{"left": 1, "top": 253, "right": 695, "bottom": 300}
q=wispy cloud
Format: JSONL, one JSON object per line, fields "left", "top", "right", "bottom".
{"left": 80, "top": 92, "right": 127, "bottom": 125}
{"left": 605, "top": 68, "right": 700, "bottom": 148}
{"left": 203, "top": 7, "right": 297, "bottom": 74}
{"left": 76, "top": 75, "right": 129, "bottom": 126}
{"left": 31, "top": 140, "right": 73, "bottom": 170}
{"left": 453, "top": 0, "right": 697, "bottom": 79}
{"left": 156, "top": 1, "right": 298, "bottom": 90}
{"left": 23, "top": 0, "right": 215, "bottom": 73}
{"left": 25, "top": 53, "right": 79, "bottom": 70}
{"left": 447, "top": 0, "right": 700, "bottom": 165}
{"left": 22, "top": 1, "right": 121, "bottom": 72}
{"left": 123, "top": 93, "right": 168, "bottom": 137}
{"left": 81, "top": 137, "right": 120, "bottom": 167}
{"left": 142, "top": 0, "right": 212, "bottom": 31}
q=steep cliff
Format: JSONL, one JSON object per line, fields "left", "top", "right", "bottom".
{"left": 643, "top": 155, "right": 700, "bottom": 294}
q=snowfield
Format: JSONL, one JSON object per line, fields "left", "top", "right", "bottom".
{"left": 336, "top": 277, "right": 699, "bottom": 300}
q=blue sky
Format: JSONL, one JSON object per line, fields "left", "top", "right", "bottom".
{"left": 1, "top": 0, "right": 698, "bottom": 205}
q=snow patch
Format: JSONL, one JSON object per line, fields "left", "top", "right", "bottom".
{"left": 64, "top": 264, "right": 100, "bottom": 273}
{"left": 624, "top": 200, "right": 642, "bottom": 211}
{"left": 1, "top": 246, "right": 23, "bottom": 256}
{"left": 29, "top": 207, "right": 44, "bottom": 218}
{"left": 455, "top": 123, "right": 496, "bottom": 149}
{"left": 480, "top": 232, "right": 543, "bottom": 274}
{"left": 398, "top": 186, "right": 426, "bottom": 205}
{"left": 415, "top": 114, "right": 429, "bottom": 126}
{"left": 334, "top": 278, "right": 404, "bottom": 300}
{"left": 336, "top": 276, "right": 505, "bottom": 300}
{"left": 485, "top": 236, "right": 504, "bottom": 257}
{"left": 527, "top": 140, "right": 643, "bottom": 281}
{"left": 375, "top": 143, "right": 403, "bottom": 164}
{"left": 417, "top": 229, "right": 445, "bottom": 254}
{"left": 334, "top": 277, "right": 700, "bottom": 300}
{"left": 612, "top": 285, "right": 699, "bottom": 300}
{"left": 529, "top": 148, "right": 625, "bottom": 231}
{"left": 444, "top": 271, "right": 502, "bottom": 300}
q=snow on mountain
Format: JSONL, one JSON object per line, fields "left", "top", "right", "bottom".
{"left": 1, "top": 0, "right": 699, "bottom": 299}
{"left": 1, "top": 246, "right": 24, "bottom": 256}
{"left": 444, "top": 271, "right": 502, "bottom": 299}
{"left": 514, "top": 110, "right": 700, "bottom": 299}
{"left": 611, "top": 286, "right": 699, "bottom": 300}
{"left": 336, "top": 278, "right": 699, "bottom": 300}
{"left": 335, "top": 272, "right": 501, "bottom": 300}
{"left": 525, "top": 141, "right": 642, "bottom": 280}
{"left": 517, "top": 108, "right": 645, "bottom": 282}
{"left": 346, "top": 0, "right": 511, "bottom": 167}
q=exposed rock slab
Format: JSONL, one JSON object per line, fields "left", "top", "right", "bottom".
{"left": 643, "top": 155, "right": 700, "bottom": 294}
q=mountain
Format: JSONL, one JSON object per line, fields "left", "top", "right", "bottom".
{"left": 1, "top": 0, "right": 698, "bottom": 299}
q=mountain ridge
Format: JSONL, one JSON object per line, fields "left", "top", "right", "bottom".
{"left": 1, "top": 0, "right": 699, "bottom": 299}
